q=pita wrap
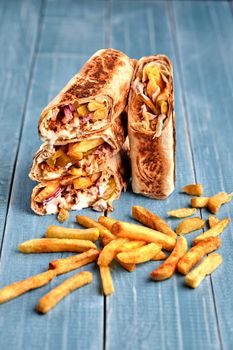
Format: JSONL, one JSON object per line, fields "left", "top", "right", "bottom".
{"left": 31, "top": 152, "right": 128, "bottom": 215}
{"left": 38, "top": 48, "right": 134, "bottom": 144}
{"left": 128, "top": 54, "right": 175, "bottom": 199}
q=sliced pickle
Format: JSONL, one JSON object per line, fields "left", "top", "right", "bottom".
{"left": 77, "top": 104, "right": 89, "bottom": 117}
{"left": 88, "top": 101, "right": 105, "bottom": 111}
{"left": 92, "top": 107, "right": 108, "bottom": 121}
{"left": 68, "top": 139, "right": 103, "bottom": 153}
{"left": 68, "top": 167, "right": 83, "bottom": 177}
{"left": 73, "top": 176, "right": 93, "bottom": 190}
{"left": 55, "top": 153, "right": 72, "bottom": 167}
{"left": 102, "top": 177, "right": 116, "bottom": 200}
{"left": 67, "top": 143, "right": 84, "bottom": 160}
{"left": 34, "top": 181, "right": 60, "bottom": 203}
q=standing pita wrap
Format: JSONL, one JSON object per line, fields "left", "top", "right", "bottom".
{"left": 128, "top": 54, "right": 175, "bottom": 199}
{"left": 38, "top": 48, "right": 134, "bottom": 144}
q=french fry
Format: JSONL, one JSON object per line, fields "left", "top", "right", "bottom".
{"left": 46, "top": 226, "right": 99, "bottom": 241}
{"left": 167, "top": 208, "right": 197, "bottom": 218}
{"left": 49, "top": 249, "right": 99, "bottom": 275}
{"left": 116, "top": 258, "right": 136, "bottom": 272}
{"left": 207, "top": 192, "right": 231, "bottom": 214}
{"left": 132, "top": 206, "right": 176, "bottom": 239}
{"left": 176, "top": 217, "right": 205, "bottom": 235}
{"left": 34, "top": 181, "right": 60, "bottom": 203}
{"left": 18, "top": 238, "right": 96, "bottom": 253}
{"left": 68, "top": 139, "right": 104, "bottom": 153}
{"left": 37, "top": 271, "right": 93, "bottom": 314}
{"left": 98, "top": 216, "right": 118, "bottom": 231}
{"left": 76, "top": 215, "right": 115, "bottom": 242}
{"left": 151, "top": 237, "right": 188, "bottom": 280}
{"left": 99, "top": 266, "right": 114, "bottom": 295}
{"left": 182, "top": 184, "right": 203, "bottom": 196}
{"left": 192, "top": 218, "right": 230, "bottom": 244}
{"left": 185, "top": 253, "right": 222, "bottom": 288}
{"left": 97, "top": 238, "right": 128, "bottom": 266}
{"left": 0, "top": 270, "right": 56, "bottom": 304}
{"left": 209, "top": 216, "right": 220, "bottom": 228}
{"left": 177, "top": 237, "right": 221, "bottom": 275}
{"left": 117, "top": 243, "right": 162, "bottom": 264}
{"left": 118, "top": 240, "right": 146, "bottom": 252}
{"left": 191, "top": 197, "right": 209, "bottom": 208}
{"left": 151, "top": 250, "right": 167, "bottom": 261}
{"left": 112, "top": 221, "right": 176, "bottom": 251}
{"left": 57, "top": 208, "right": 69, "bottom": 223}
{"left": 73, "top": 176, "right": 93, "bottom": 190}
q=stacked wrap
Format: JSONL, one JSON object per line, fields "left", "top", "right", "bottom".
{"left": 30, "top": 49, "right": 134, "bottom": 215}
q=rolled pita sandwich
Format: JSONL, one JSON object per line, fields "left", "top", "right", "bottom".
{"left": 30, "top": 113, "right": 126, "bottom": 182}
{"left": 38, "top": 48, "right": 134, "bottom": 144}
{"left": 31, "top": 152, "right": 128, "bottom": 215}
{"left": 128, "top": 54, "right": 175, "bottom": 199}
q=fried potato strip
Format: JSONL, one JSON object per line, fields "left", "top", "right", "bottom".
{"left": 193, "top": 218, "right": 230, "bottom": 244}
{"left": 117, "top": 243, "right": 162, "bottom": 264}
{"left": 176, "top": 217, "right": 205, "bottom": 235}
{"left": 208, "top": 216, "right": 220, "bottom": 228}
{"left": 177, "top": 237, "right": 221, "bottom": 275}
{"left": 97, "top": 238, "right": 128, "bottom": 266}
{"left": 182, "top": 184, "right": 203, "bottom": 196}
{"left": 99, "top": 266, "right": 114, "bottom": 295}
{"left": 46, "top": 225, "right": 99, "bottom": 241}
{"left": 151, "top": 251, "right": 167, "bottom": 261}
{"left": 98, "top": 216, "right": 118, "bottom": 231}
{"left": 207, "top": 192, "right": 231, "bottom": 214}
{"left": 167, "top": 208, "right": 197, "bottom": 218}
{"left": 151, "top": 237, "right": 187, "bottom": 280}
{"left": 76, "top": 215, "right": 115, "bottom": 242}
{"left": 191, "top": 197, "right": 209, "bottom": 208}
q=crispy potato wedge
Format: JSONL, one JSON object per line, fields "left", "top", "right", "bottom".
{"left": 207, "top": 192, "right": 231, "bottom": 214}
{"left": 88, "top": 101, "right": 105, "bottom": 111}
{"left": 176, "top": 217, "right": 205, "bottom": 235}
{"left": 98, "top": 216, "right": 118, "bottom": 231}
{"left": 151, "top": 237, "right": 188, "bottom": 280}
{"left": 57, "top": 208, "right": 69, "bottom": 223}
{"left": 116, "top": 258, "right": 136, "bottom": 272}
{"left": 18, "top": 238, "right": 96, "bottom": 253}
{"left": 70, "top": 139, "right": 104, "bottom": 153}
{"left": 177, "top": 237, "right": 221, "bottom": 275}
{"left": 34, "top": 181, "right": 60, "bottom": 203}
{"left": 92, "top": 107, "right": 108, "bottom": 121}
{"left": 99, "top": 266, "right": 114, "bottom": 296}
{"left": 97, "top": 238, "right": 128, "bottom": 266}
{"left": 46, "top": 225, "right": 99, "bottom": 241}
{"left": 37, "top": 271, "right": 93, "bottom": 314}
{"left": 117, "top": 243, "right": 162, "bottom": 264}
{"left": 67, "top": 143, "right": 83, "bottom": 160}
{"left": 76, "top": 215, "right": 115, "bottom": 242}
{"left": 68, "top": 167, "right": 83, "bottom": 177}
{"left": 73, "top": 176, "right": 93, "bottom": 190}
{"left": 151, "top": 250, "right": 167, "bottom": 261}
{"left": 167, "top": 208, "right": 197, "bottom": 218}
{"left": 182, "top": 184, "right": 203, "bottom": 196}
{"left": 192, "top": 218, "right": 230, "bottom": 244}
{"left": 191, "top": 197, "right": 209, "bottom": 208}
{"left": 185, "top": 253, "right": 222, "bottom": 288}
{"left": 0, "top": 270, "right": 56, "bottom": 304}
{"left": 112, "top": 221, "right": 176, "bottom": 251}
{"left": 209, "top": 216, "right": 220, "bottom": 228}
{"left": 118, "top": 240, "right": 146, "bottom": 252}
{"left": 49, "top": 249, "right": 99, "bottom": 275}
{"left": 132, "top": 206, "right": 176, "bottom": 239}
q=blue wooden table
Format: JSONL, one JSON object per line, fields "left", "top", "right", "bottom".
{"left": 1, "top": 0, "right": 233, "bottom": 349}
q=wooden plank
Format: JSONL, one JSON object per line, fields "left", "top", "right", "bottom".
{"left": 172, "top": 1, "right": 233, "bottom": 348}
{"left": 0, "top": 53, "right": 104, "bottom": 350}
{"left": 0, "top": 0, "right": 42, "bottom": 243}
{"left": 105, "top": 1, "right": 221, "bottom": 349}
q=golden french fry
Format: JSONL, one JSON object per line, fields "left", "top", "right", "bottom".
{"left": 167, "top": 208, "right": 197, "bottom": 218}
{"left": 177, "top": 237, "right": 221, "bottom": 275}
{"left": 116, "top": 258, "right": 136, "bottom": 272}
{"left": 185, "top": 253, "right": 222, "bottom": 288}
{"left": 208, "top": 192, "right": 230, "bottom": 214}
{"left": 92, "top": 107, "right": 108, "bottom": 121}
{"left": 73, "top": 176, "right": 93, "bottom": 190}
{"left": 0, "top": 270, "right": 56, "bottom": 304}
{"left": 192, "top": 218, "right": 230, "bottom": 244}
{"left": 46, "top": 226, "right": 99, "bottom": 241}
{"left": 182, "top": 184, "right": 203, "bottom": 196}
{"left": 88, "top": 101, "right": 105, "bottom": 111}
{"left": 151, "top": 237, "right": 188, "bottom": 280}
{"left": 49, "top": 249, "right": 99, "bottom": 275}
{"left": 117, "top": 243, "right": 161, "bottom": 264}
{"left": 132, "top": 206, "right": 176, "bottom": 239}
{"left": 68, "top": 167, "right": 83, "bottom": 177}
{"left": 191, "top": 197, "right": 209, "bottom": 208}
{"left": 176, "top": 217, "right": 205, "bottom": 235}
{"left": 77, "top": 104, "right": 89, "bottom": 117}
{"left": 118, "top": 240, "right": 146, "bottom": 252}
{"left": 98, "top": 216, "right": 118, "bottom": 231}
{"left": 97, "top": 238, "right": 128, "bottom": 266}
{"left": 37, "top": 271, "right": 93, "bottom": 314}
{"left": 151, "top": 251, "right": 167, "bottom": 261}
{"left": 34, "top": 181, "right": 60, "bottom": 203}
{"left": 57, "top": 208, "right": 69, "bottom": 223}
{"left": 99, "top": 266, "right": 114, "bottom": 296}
{"left": 209, "top": 216, "right": 220, "bottom": 228}
{"left": 67, "top": 143, "right": 83, "bottom": 160}
{"left": 71, "top": 139, "right": 104, "bottom": 153}
{"left": 112, "top": 221, "right": 176, "bottom": 251}
{"left": 76, "top": 215, "right": 115, "bottom": 242}
{"left": 18, "top": 238, "right": 96, "bottom": 253}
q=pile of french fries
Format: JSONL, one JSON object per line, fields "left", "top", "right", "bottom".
{"left": 0, "top": 184, "right": 231, "bottom": 313}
